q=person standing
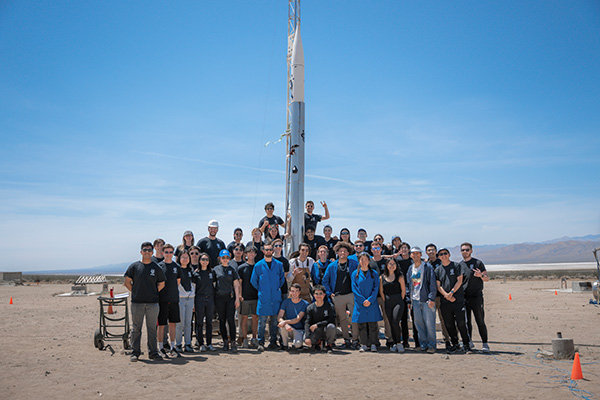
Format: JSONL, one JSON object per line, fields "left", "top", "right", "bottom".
{"left": 278, "top": 283, "right": 309, "bottom": 350}
{"left": 175, "top": 249, "right": 195, "bottom": 353}
{"left": 124, "top": 242, "right": 166, "bottom": 362}
{"left": 303, "top": 227, "right": 326, "bottom": 259}
{"left": 287, "top": 243, "right": 314, "bottom": 302}
{"left": 193, "top": 252, "right": 217, "bottom": 352}
{"left": 237, "top": 246, "right": 259, "bottom": 348}
{"left": 396, "top": 242, "right": 417, "bottom": 349}
{"left": 304, "top": 285, "right": 337, "bottom": 353}
{"left": 304, "top": 200, "right": 330, "bottom": 232}
{"left": 371, "top": 242, "right": 391, "bottom": 347}
{"left": 227, "top": 228, "right": 245, "bottom": 255}
{"left": 322, "top": 225, "right": 338, "bottom": 260}
{"left": 426, "top": 243, "right": 451, "bottom": 350}
{"left": 175, "top": 230, "right": 194, "bottom": 258}
{"left": 322, "top": 241, "right": 359, "bottom": 349}
{"left": 379, "top": 259, "right": 406, "bottom": 352}
{"left": 435, "top": 248, "right": 472, "bottom": 353}
{"left": 311, "top": 245, "right": 331, "bottom": 286}
{"left": 459, "top": 242, "right": 490, "bottom": 352}
{"left": 251, "top": 243, "right": 285, "bottom": 351}
{"left": 157, "top": 244, "right": 182, "bottom": 357}
{"left": 197, "top": 219, "right": 227, "bottom": 268}
{"left": 406, "top": 247, "right": 437, "bottom": 353}
{"left": 247, "top": 228, "right": 265, "bottom": 262}
{"left": 352, "top": 253, "right": 382, "bottom": 352}
{"left": 272, "top": 238, "right": 290, "bottom": 300}
{"left": 152, "top": 238, "right": 165, "bottom": 263}
{"left": 213, "top": 249, "right": 241, "bottom": 352}
{"left": 258, "top": 202, "right": 285, "bottom": 237}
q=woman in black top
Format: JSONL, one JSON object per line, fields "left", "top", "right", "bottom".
{"left": 212, "top": 250, "right": 241, "bottom": 352}
{"left": 379, "top": 259, "right": 406, "bottom": 352}
{"left": 193, "top": 252, "right": 216, "bottom": 352}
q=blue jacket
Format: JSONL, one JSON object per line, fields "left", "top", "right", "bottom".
{"left": 406, "top": 261, "right": 437, "bottom": 304}
{"left": 322, "top": 258, "right": 359, "bottom": 298}
{"left": 311, "top": 260, "right": 330, "bottom": 286}
{"left": 351, "top": 267, "right": 382, "bottom": 323}
{"left": 251, "top": 258, "right": 285, "bottom": 316}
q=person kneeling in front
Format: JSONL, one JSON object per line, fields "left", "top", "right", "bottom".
{"left": 304, "top": 285, "right": 336, "bottom": 353}
{"left": 278, "top": 283, "right": 309, "bottom": 350}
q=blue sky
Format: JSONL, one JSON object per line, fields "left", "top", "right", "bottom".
{"left": 1, "top": 1, "right": 599, "bottom": 271}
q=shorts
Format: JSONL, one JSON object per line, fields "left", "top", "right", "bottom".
{"left": 158, "top": 301, "right": 181, "bottom": 325}
{"left": 240, "top": 299, "right": 258, "bottom": 315}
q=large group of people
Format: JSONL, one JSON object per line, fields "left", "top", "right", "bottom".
{"left": 124, "top": 201, "right": 490, "bottom": 362}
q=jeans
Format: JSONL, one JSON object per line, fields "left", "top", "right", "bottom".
{"left": 257, "top": 315, "right": 278, "bottom": 346}
{"left": 130, "top": 302, "right": 160, "bottom": 357}
{"left": 412, "top": 300, "right": 436, "bottom": 350}
{"left": 279, "top": 326, "right": 305, "bottom": 348}
{"left": 176, "top": 297, "right": 194, "bottom": 346}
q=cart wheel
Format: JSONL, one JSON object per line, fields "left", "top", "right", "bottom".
{"left": 123, "top": 337, "right": 130, "bottom": 350}
{"left": 94, "top": 329, "right": 104, "bottom": 350}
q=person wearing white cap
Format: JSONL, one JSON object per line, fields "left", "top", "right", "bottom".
{"left": 197, "top": 219, "right": 226, "bottom": 268}
{"left": 406, "top": 246, "right": 438, "bottom": 353}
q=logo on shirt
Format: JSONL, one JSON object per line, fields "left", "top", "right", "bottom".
{"left": 217, "top": 244, "right": 221, "bottom": 249}
{"left": 150, "top": 269, "right": 155, "bottom": 276}
{"left": 228, "top": 270, "right": 232, "bottom": 275}
{"left": 450, "top": 268, "right": 455, "bottom": 275}
{"left": 173, "top": 267, "right": 177, "bottom": 274}
{"left": 208, "top": 273, "right": 213, "bottom": 279}
{"left": 324, "top": 310, "right": 328, "bottom": 317}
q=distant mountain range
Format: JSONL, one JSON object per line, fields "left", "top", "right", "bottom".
{"left": 450, "top": 235, "right": 600, "bottom": 264}
{"left": 23, "top": 235, "right": 600, "bottom": 274}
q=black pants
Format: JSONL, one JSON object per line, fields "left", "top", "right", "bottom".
{"left": 195, "top": 295, "right": 214, "bottom": 346}
{"left": 384, "top": 294, "right": 405, "bottom": 345}
{"left": 358, "top": 322, "right": 379, "bottom": 347}
{"left": 465, "top": 294, "right": 488, "bottom": 343}
{"left": 215, "top": 294, "right": 236, "bottom": 342}
{"left": 440, "top": 299, "right": 470, "bottom": 347}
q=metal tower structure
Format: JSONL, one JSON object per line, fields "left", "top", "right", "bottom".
{"left": 284, "top": 0, "right": 302, "bottom": 256}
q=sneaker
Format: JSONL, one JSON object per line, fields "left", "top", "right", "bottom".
{"left": 371, "top": 344, "right": 378, "bottom": 352}
{"left": 267, "top": 342, "right": 278, "bottom": 350}
{"left": 176, "top": 344, "right": 183, "bottom": 353}
{"left": 184, "top": 345, "right": 193, "bottom": 353}
{"left": 448, "top": 344, "right": 460, "bottom": 354}
{"left": 469, "top": 341, "right": 475, "bottom": 350}
{"left": 279, "top": 345, "right": 288, "bottom": 351}
{"left": 351, "top": 340, "right": 360, "bottom": 350}
{"left": 445, "top": 341, "right": 451, "bottom": 351}
{"left": 464, "top": 346, "right": 474, "bottom": 354}
{"left": 159, "top": 348, "right": 170, "bottom": 358}
{"left": 338, "top": 340, "right": 351, "bottom": 350}
{"left": 325, "top": 344, "right": 333, "bottom": 353}
{"left": 257, "top": 344, "right": 265, "bottom": 352}
{"left": 231, "top": 343, "right": 238, "bottom": 353}
{"left": 427, "top": 347, "right": 436, "bottom": 354}
{"left": 223, "top": 341, "right": 229, "bottom": 351}
{"left": 417, "top": 347, "right": 426, "bottom": 352}
{"left": 482, "top": 343, "right": 490, "bottom": 352}
{"left": 149, "top": 353, "right": 164, "bottom": 361}
{"left": 314, "top": 344, "right": 322, "bottom": 352}
{"left": 251, "top": 338, "right": 259, "bottom": 348}
{"left": 199, "top": 345, "right": 207, "bottom": 352}
{"left": 359, "top": 345, "right": 367, "bottom": 352}
{"left": 243, "top": 338, "right": 250, "bottom": 349}
{"left": 169, "top": 347, "right": 182, "bottom": 358}
{"left": 396, "top": 343, "right": 405, "bottom": 353}
{"left": 207, "top": 345, "right": 217, "bottom": 352}
{"left": 129, "top": 354, "right": 139, "bottom": 362}
{"left": 390, "top": 344, "right": 398, "bottom": 353}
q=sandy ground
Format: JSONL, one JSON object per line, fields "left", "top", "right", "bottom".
{"left": 1, "top": 280, "right": 599, "bottom": 400}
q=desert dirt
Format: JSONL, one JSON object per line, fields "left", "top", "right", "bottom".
{"left": 0, "top": 279, "right": 599, "bottom": 400}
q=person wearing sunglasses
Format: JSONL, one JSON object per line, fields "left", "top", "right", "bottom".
{"left": 193, "top": 252, "right": 217, "bottom": 352}
{"left": 226, "top": 227, "right": 245, "bottom": 255}
{"left": 157, "top": 244, "right": 182, "bottom": 358}
{"left": 237, "top": 246, "right": 259, "bottom": 348}
{"left": 435, "top": 248, "right": 472, "bottom": 354}
{"left": 124, "top": 242, "right": 166, "bottom": 362}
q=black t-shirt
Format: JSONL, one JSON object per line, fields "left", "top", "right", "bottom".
{"left": 196, "top": 237, "right": 227, "bottom": 268}
{"left": 179, "top": 266, "right": 193, "bottom": 292}
{"left": 174, "top": 244, "right": 191, "bottom": 258}
{"left": 363, "top": 240, "right": 373, "bottom": 255}
{"left": 304, "top": 301, "right": 336, "bottom": 332}
{"left": 324, "top": 237, "right": 338, "bottom": 260}
{"left": 334, "top": 262, "right": 353, "bottom": 295}
{"left": 237, "top": 262, "right": 259, "bottom": 301}
{"left": 229, "top": 259, "right": 245, "bottom": 271}
{"left": 193, "top": 268, "right": 215, "bottom": 297}
{"left": 151, "top": 255, "right": 164, "bottom": 264}
{"left": 303, "top": 234, "right": 326, "bottom": 259}
{"left": 274, "top": 255, "right": 290, "bottom": 295}
{"left": 460, "top": 258, "right": 487, "bottom": 297}
{"left": 435, "top": 261, "right": 465, "bottom": 303}
{"left": 213, "top": 264, "right": 240, "bottom": 297}
{"left": 124, "top": 261, "right": 165, "bottom": 303}
{"left": 304, "top": 213, "right": 322, "bottom": 231}
{"left": 370, "top": 258, "right": 387, "bottom": 274}
{"left": 428, "top": 259, "right": 442, "bottom": 297}
{"left": 258, "top": 215, "right": 284, "bottom": 230}
{"left": 395, "top": 257, "right": 412, "bottom": 278}
{"left": 158, "top": 261, "right": 182, "bottom": 303}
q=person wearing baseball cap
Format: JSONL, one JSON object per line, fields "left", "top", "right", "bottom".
{"left": 213, "top": 248, "right": 241, "bottom": 351}
{"left": 197, "top": 220, "right": 226, "bottom": 268}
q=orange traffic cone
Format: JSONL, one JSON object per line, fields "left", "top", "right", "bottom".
{"left": 555, "top": 290, "right": 558, "bottom": 295}
{"left": 571, "top": 353, "right": 583, "bottom": 380}
{"left": 508, "top": 294, "right": 512, "bottom": 300}
{"left": 9, "top": 297, "right": 13, "bottom": 305}
{"left": 107, "top": 288, "right": 114, "bottom": 315}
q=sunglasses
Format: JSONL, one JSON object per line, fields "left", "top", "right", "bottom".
{"left": 164, "top": 250, "right": 174, "bottom": 254}
{"left": 141, "top": 248, "right": 153, "bottom": 252}
{"left": 274, "top": 244, "right": 283, "bottom": 248}
{"left": 200, "top": 257, "right": 210, "bottom": 261}
{"left": 438, "top": 252, "right": 449, "bottom": 256}
{"left": 461, "top": 249, "right": 471, "bottom": 252}
{"left": 190, "top": 252, "right": 200, "bottom": 256}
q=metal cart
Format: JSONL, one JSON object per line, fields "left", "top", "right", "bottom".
{"left": 94, "top": 292, "right": 130, "bottom": 350}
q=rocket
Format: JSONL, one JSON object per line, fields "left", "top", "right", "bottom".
{"left": 289, "top": 26, "right": 305, "bottom": 251}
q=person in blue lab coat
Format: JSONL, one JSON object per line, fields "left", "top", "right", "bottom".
{"left": 251, "top": 242, "right": 285, "bottom": 352}
{"left": 352, "top": 252, "right": 382, "bottom": 352}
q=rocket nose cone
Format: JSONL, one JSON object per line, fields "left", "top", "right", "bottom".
{"left": 292, "top": 26, "right": 304, "bottom": 66}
